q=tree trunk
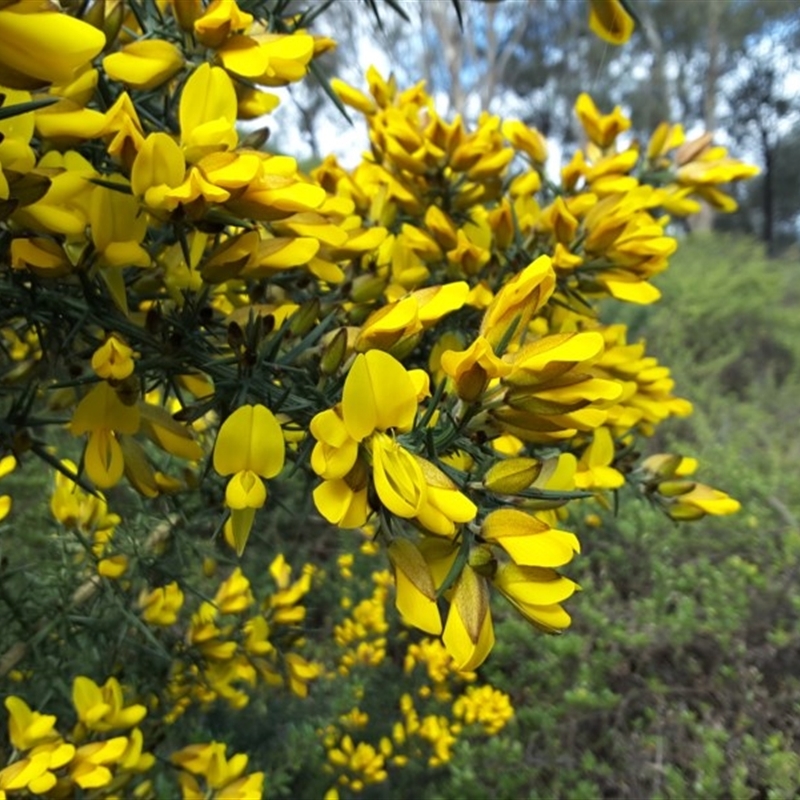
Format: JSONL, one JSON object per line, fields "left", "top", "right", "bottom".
{"left": 638, "top": 2, "right": 673, "bottom": 126}
{"left": 693, "top": 0, "right": 724, "bottom": 233}
{"left": 763, "top": 137, "right": 776, "bottom": 257}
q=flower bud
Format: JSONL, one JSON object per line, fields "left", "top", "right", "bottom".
{"left": 289, "top": 298, "right": 320, "bottom": 337}
{"left": 350, "top": 274, "right": 387, "bottom": 304}
{"left": 657, "top": 479, "right": 696, "bottom": 498}
{"left": 484, "top": 457, "right": 542, "bottom": 495}
{"left": 468, "top": 544, "right": 497, "bottom": 578}
{"left": 320, "top": 328, "right": 347, "bottom": 376}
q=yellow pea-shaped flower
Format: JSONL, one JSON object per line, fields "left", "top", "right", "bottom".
{"left": 213, "top": 404, "right": 285, "bottom": 555}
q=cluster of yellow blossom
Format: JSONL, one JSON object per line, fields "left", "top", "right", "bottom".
{"left": 333, "top": 570, "right": 392, "bottom": 676}
{"left": 171, "top": 741, "right": 264, "bottom": 800}
{"left": 0, "top": 680, "right": 262, "bottom": 800}
{"left": 324, "top": 690, "right": 502, "bottom": 794}
{"left": 0, "top": 455, "right": 16, "bottom": 522}
{"left": 452, "top": 684, "right": 515, "bottom": 736}
{"left": 397, "top": 692, "right": 461, "bottom": 768}
{"left": 50, "top": 458, "right": 128, "bottom": 578}
{"left": 149, "top": 558, "right": 321, "bottom": 720}
{"left": 0, "top": 0, "right": 751, "bottom": 744}
{"left": 311, "top": 62, "right": 749, "bottom": 668}
{"left": 321, "top": 552, "right": 514, "bottom": 795}
{"left": 324, "top": 733, "right": 393, "bottom": 794}
{"left": 1, "top": 678, "right": 152, "bottom": 798}
{"left": 404, "top": 637, "right": 477, "bottom": 701}
{"left": 639, "top": 453, "right": 742, "bottom": 520}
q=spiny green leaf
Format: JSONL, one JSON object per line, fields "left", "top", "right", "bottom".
{"left": 0, "top": 96, "right": 59, "bottom": 121}
{"left": 451, "top": 0, "right": 464, "bottom": 30}
{"left": 309, "top": 60, "right": 353, "bottom": 125}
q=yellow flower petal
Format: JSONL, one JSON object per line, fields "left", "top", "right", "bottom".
{"left": 388, "top": 539, "right": 442, "bottom": 635}
{"left": 0, "top": 6, "right": 105, "bottom": 89}
{"left": 84, "top": 430, "right": 125, "bottom": 489}
{"left": 371, "top": 433, "right": 426, "bottom": 518}
{"left": 213, "top": 404, "right": 285, "bottom": 478}
{"left": 225, "top": 470, "right": 267, "bottom": 510}
{"left": 588, "top": 0, "right": 635, "bottom": 44}
{"left": 180, "top": 63, "right": 237, "bottom": 159}
{"left": 342, "top": 351, "right": 417, "bottom": 441}
{"left": 102, "top": 40, "right": 183, "bottom": 91}
{"left": 442, "top": 567, "right": 494, "bottom": 671}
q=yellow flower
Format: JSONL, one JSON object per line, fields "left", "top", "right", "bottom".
{"left": 10, "top": 238, "right": 71, "bottom": 277}
{"left": 0, "top": 741, "right": 74, "bottom": 796}
{"left": 588, "top": 0, "right": 635, "bottom": 45}
{"left": 285, "top": 653, "right": 322, "bottom": 697}
{"left": 575, "top": 93, "right": 632, "bottom": 149}
{"left": 119, "top": 728, "right": 155, "bottom": 773}
{"left": 90, "top": 181, "right": 152, "bottom": 301}
{"left": 573, "top": 427, "right": 625, "bottom": 490}
{"left": 172, "top": 741, "right": 263, "bottom": 795}
{"left": 0, "top": 3, "right": 105, "bottom": 89}
{"left": 72, "top": 676, "right": 147, "bottom": 733}
{"left": 414, "top": 456, "right": 477, "bottom": 536}
{"left": 213, "top": 567, "right": 254, "bottom": 614}
{"left": 502, "top": 119, "right": 547, "bottom": 163}
{"left": 97, "top": 91, "right": 145, "bottom": 168}
{"left": 49, "top": 458, "right": 120, "bottom": 532}
{"left": 665, "top": 484, "right": 741, "bottom": 520}
{"left": 647, "top": 122, "right": 685, "bottom": 163}
{"left": 640, "top": 453, "right": 740, "bottom": 519}
{"left": 496, "top": 332, "right": 621, "bottom": 442}
{"left": 179, "top": 63, "right": 238, "bottom": 162}
{"left": 139, "top": 401, "right": 204, "bottom": 461}
{"left": 312, "top": 466, "right": 370, "bottom": 529}
{"left": 217, "top": 32, "right": 315, "bottom": 86}
{"left": 0, "top": 454, "right": 16, "bottom": 521}
{"left": 642, "top": 453, "right": 698, "bottom": 480}
{"left": 236, "top": 85, "right": 280, "bottom": 119}
{"left": 213, "top": 404, "right": 285, "bottom": 555}
{"left": 139, "top": 582, "right": 185, "bottom": 626}
{"left": 341, "top": 350, "right": 418, "bottom": 442}
{"left": 355, "top": 282, "right": 468, "bottom": 353}
{"left": 5, "top": 696, "right": 60, "bottom": 751}
{"left": 168, "top": 0, "right": 203, "bottom": 32}
{"left": 194, "top": 0, "right": 253, "bottom": 48}
{"left": 479, "top": 255, "right": 555, "bottom": 349}
{"left": 440, "top": 336, "right": 512, "bottom": 402}
{"left": 15, "top": 151, "right": 96, "bottom": 236}
{"left": 91, "top": 336, "right": 135, "bottom": 381}
{"left": 492, "top": 563, "right": 579, "bottom": 633}
{"left": 70, "top": 736, "right": 129, "bottom": 789}
{"left": 331, "top": 79, "right": 376, "bottom": 115}
{"left": 541, "top": 195, "right": 580, "bottom": 244}
{"left": 70, "top": 382, "right": 141, "bottom": 489}
{"left": 452, "top": 685, "right": 514, "bottom": 735}
{"left": 131, "top": 132, "right": 186, "bottom": 210}
{"left": 310, "top": 407, "right": 359, "bottom": 480}
{"left": 326, "top": 735, "right": 388, "bottom": 789}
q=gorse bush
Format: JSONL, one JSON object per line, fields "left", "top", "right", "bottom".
{"left": 0, "top": 1, "right": 759, "bottom": 798}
